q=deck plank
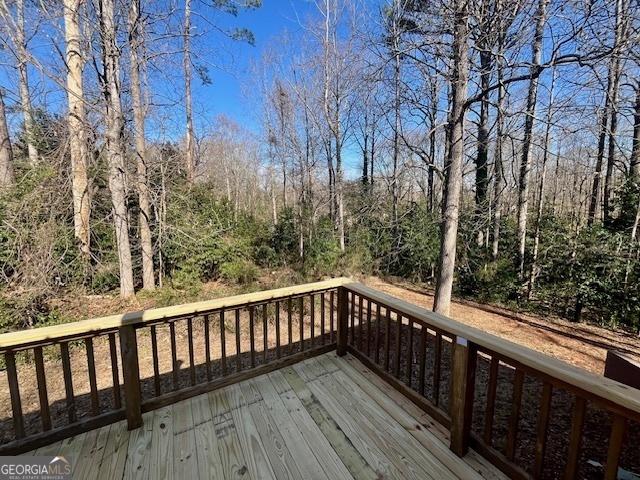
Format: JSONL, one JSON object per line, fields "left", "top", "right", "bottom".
{"left": 191, "top": 394, "right": 224, "bottom": 480}
{"left": 338, "top": 353, "right": 508, "bottom": 480}
{"left": 74, "top": 424, "right": 111, "bottom": 479}
{"left": 240, "top": 380, "right": 303, "bottom": 480}
{"left": 324, "top": 354, "right": 487, "bottom": 480}
{"left": 97, "top": 422, "right": 129, "bottom": 480}
{"left": 149, "top": 406, "right": 174, "bottom": 480}
{"left": 123, "top": 411, "right": 154, "bottom": 480}
{"left": 281, "top": 366, "right": 388, "bottom": 479}
{"left": 208, "top": 389, "right": 251, "bottom": 479}
{"left": 297, "top": 359, "right": 442, "bottom": 480}
{"left": 173, "top": 399, "right": 198, "bottom": 479}
{"left": 266, "top": 371, "right": 354, "bottom": 480}
{"left": 226, "top": 384, "right": 277, "bottom": 480}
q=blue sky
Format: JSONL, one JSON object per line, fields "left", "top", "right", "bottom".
{"left": 187, "top": 0, "right": 320, "bottom": 134}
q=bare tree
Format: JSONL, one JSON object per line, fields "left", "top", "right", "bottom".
{"left": 0, "top": 87, "right": 14, "bottom": 187}
{"left": 433, "top": 0, "right": 470, "bottom": 316}
{"left": 516, "top": 0, "right": 548, "bottom": 282}
{"left": 1, "top": 0, "right": 39, "bottom": 164}
{"left": 603, "top": 0, "right": 629, "bottom": 226}
{"left": 588, "top": 0, "right": 628, "bottom": 226}
{"left": 98, "top": 0, "right": 135, "bottom": 297}
{"left": 64, "top": 0, "right": 91, "bottom": 258}
{"left": 128, "top": 0, "right": 154, "bottom": 290}
{"left": 183, "top": 0, "right": 196, "bottom": 184}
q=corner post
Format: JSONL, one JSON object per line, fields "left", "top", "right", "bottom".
{"left": 119, "top": 324, "right": 143, "bottom": 430}
{"left": 450, "top": 336, "right": 476, "bottom": 456}
{"left": 336, "top": 287, "right": 349, "bottom": 356}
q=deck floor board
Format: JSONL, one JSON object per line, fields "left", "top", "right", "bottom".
{"left": 23, "top": 352, "right": 504, "bottom": 480}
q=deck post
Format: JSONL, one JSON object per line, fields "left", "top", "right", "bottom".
{"left": 450, "top": 336, "right": 476, "bottom": 456}
{"left": 336, "top": 287, "right": 349, "bottom": 356}
{"left": 119, "top": 324, "right": 143, "bottom": 430}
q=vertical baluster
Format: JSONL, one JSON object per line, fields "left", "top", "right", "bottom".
{"left": 299, "top": 296, "right": 305, "bottom": 352}
{"left": 235, "top": 309, "right": 242, "bottom": 372}
{"left": 533, "top": 382, "right": 553, "bottom": 478}
{"left": 288, "top": 297, "right": 293, "bottom": 353}
{"left": 108, "top": 333, "right": 122, "bottom": 408}
{"left": 384, "top": 308, "right": 391, "bottom": 371}
{"left": 310, "top": 294, "right": 315, "bottom": 346}
{"left": 204, "top": 315, "right": 212, "bottom": 381}
{"left": 366, "top": 300, "right": 372, "bottom": 356}
{"left": 418, "top": 326, "right": 427, "bottom": 396}
{"left": 5, "top": 350, "right": 25, "bottom": 438}
{"left": 263, "top": 304, "right": 268, "bottom": 363}
{"left": 275, "top": 301, "right": 281, "bottom": 359}
{"left": 34, "top": 346, "right": 51, "bottom": 431}
{"left": 60, "top": 342, "right": 76, "bottom": 423}
{"left": 330, "top": 290, "right": 335, "bottom": 342}
{"left": 406, "top": 319, "right": 414, "bottom": 386}
{"left": 85, "top": 337, "right": 100, "bottom": 416}
{"left": 150, "top": 325, "right": 161, "bottom": 396}
{"left": 395, "top": 313, "right": 402, "bottom": 378}
{"left": 483, "top": 356, "right": 499, "bottom": 445}
{"left": 358, "top": 295, "right": 364, "bottom": 351}
{"left": 320, "top": 292, "right": 326, "bottom": 345}
{"left": 220, "top": 311, "right": 227, "bottom": 376}
{"left": 564, "top": 397, "right": 586, "bottom": 479}
{"left": 375, "top": 304, "right": 381, "bottom": 364}
{"left": 169, "top": 321, "right": 179, "bottom": 390}
{"left": 506, "top": 368, "right": 525, "bottom": 460}
{"left": 433, "top": 332, "right": 442, "bottom": 406}
{"left": 249, "top": 306, "right": 256, "bottom": 368}
{"left": 349, "top": 292, "right": 355, "bottom": 344}
{"left": 187, "top": 318, "right": 196, "bottom": 385}
{"left": 604, "top": 415, "right": 627, "bottom": 480}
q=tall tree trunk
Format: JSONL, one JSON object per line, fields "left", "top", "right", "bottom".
{"left": 335, "top": 128, "right": 345, "bottom": 252}
{"left": 428, "top": 80, "right": 437, "bottom": 213}
{"left": 129, "top": 0, "right": 154, "bottom": 290}
{"left": 631, "top": 83, "right": 640, "bottom": 180}
{"left": 433, "top": 0, "right": 469, "bottom": 316}
{"left": 64, "top": 0, "right": 91, "bottom": 258}
{"left": 603, "top": 0, "right": 627, "bottom": 226}
{"left": 0, "top": 88, "right": 14, "bottom": 187}
{"left": 183, "top": 0, "right": 195, "bottom": 184}
{"left": 528, "top": 69, "right": 556, "bottom": 298}
{"left": 370, "top": 116, "right": 375, "bottom": 185}
{"left": 362, "top": 111, "right": 369, "bottom": 187}
{"left": 516, "top": 0, "right": 548, "bottom": 282}
{"left": 491, "top": 59, "right": 505, "bottom": 260}
{"left": 15, "top": 0, "right": 38, "bottom": 164}
{"left": 475, "top": 50, "right": 491, "bottom": 247}
{"left": 391, "top": 1, "right": 401, "bottom": 225}
{"left": 99, "top": 0, "right": 135, "bottom": 297}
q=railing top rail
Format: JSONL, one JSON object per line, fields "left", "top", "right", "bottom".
{"left": 0, "top": 277, "right": 353, "bottom": 351}
{"left": 345, "top": 282, "right": 640, "bottom": 417}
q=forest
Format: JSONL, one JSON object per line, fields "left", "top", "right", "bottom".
{"left": 0, "top": 0, "right": 639, "bottom": 334}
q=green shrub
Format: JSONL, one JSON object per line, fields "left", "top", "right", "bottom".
{"left": 220, "top": 259, "right": 260, "bottom": 284}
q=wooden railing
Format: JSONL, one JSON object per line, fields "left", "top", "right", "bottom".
{"left": 1, "top": 279, "right": 639, "bottom": 479}
{"left": 340, "top": 283, "right": 640, "bottom": 480}
{"left": 0, "top": 278, "right": 350, "bottom": 454}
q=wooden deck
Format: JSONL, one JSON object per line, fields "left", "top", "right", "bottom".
{"left": 25, "top": 352, "right": 505, "bottom": 480}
